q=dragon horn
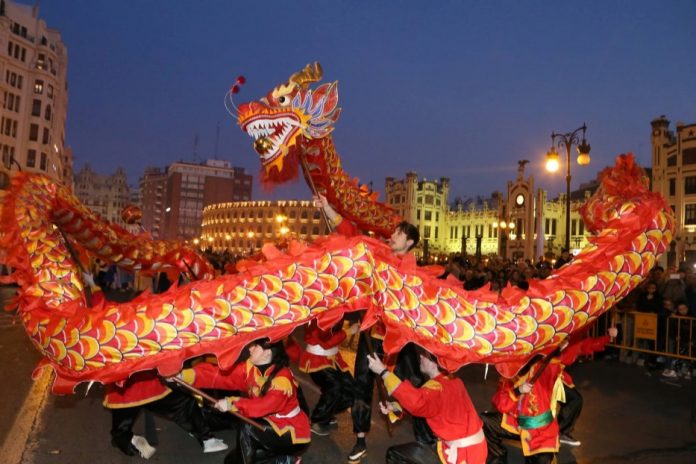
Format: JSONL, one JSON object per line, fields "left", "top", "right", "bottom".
{"left": 289, "top": 62, "right": 323, "bottom": 89}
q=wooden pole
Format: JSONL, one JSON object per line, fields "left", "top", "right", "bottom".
{"left": 300, "top": 154, "right": 333, "bottom": 232}
{"left": 168, "top": 377, "right": 266, "bottom": 430}
{"left": 365, "top": 335, "right": 393, "bottom": 436}
{"left": 57, "top": 227, "right": 93, "bottom": 307}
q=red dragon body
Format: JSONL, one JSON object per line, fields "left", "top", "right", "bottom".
{"left": 0, "top": 64, "right": 674, "bottom": 393}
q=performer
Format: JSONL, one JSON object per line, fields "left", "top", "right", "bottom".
{"left": 367, "top": 350, "right": 487, "bottom": 464}
{"left": 481, "top": 351, "right": 564, "bottom": 464}
{"left": 104, "top": 370, "right": 227, "bottom": 459}
{"left": 299, "top": 318, "right": 358, "bottom": 436}
{"left": 180, "top": 339, "right": 310, "bottom": 463}
{"left": 482, "top": 330, "right": 616, "bottom": 463}
{"left": 313, "top": 194, "right": 436, "bottom": 462}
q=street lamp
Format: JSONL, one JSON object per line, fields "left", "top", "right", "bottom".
{"left": 545, "top": 123, "right": 591, "bottom": 251}
{"left": 493, "top": 219, "right": 515, "bottom": 258}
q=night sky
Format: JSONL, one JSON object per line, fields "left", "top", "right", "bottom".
{"left": 35, "top": 0, "right": 696, "bottom": 202}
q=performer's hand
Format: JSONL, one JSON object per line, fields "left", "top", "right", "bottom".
{"left": 366, "top": 353, "right": 385, "bottom": 375}
{"left": 608, "top": 327, "right": 618, "bottom": 340}
{"left": 165, "top": 372, "right": 183, "bottom": 382}
{"left": 348, "top": 323, "right": 360, "bottom": 335}
{"left": 379, "top": 401, "right": 394, "bottom": 415}
{"left": 519, "top": 382, "right": 533, "bottom": 394}
{"left": 312, "top": 194, "right": 328, "bottom": 209}
{"left": 82, "top": 272, "right": 96, "bottom": 289}
{"left": 214, "top": 398, "right": 230, "bottom": 412}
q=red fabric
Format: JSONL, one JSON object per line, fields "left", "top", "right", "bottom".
{"left": 492, "top": 362, "right": 561, "bottom": 456}
{"left": 298, "top": 320, "right": 350, "bottom": 373}
{"left": 192, "top": 361, "right": 310, "bottom": 443}
{"left": 103, "top": 371, "right": 170, "bottom": 408}
{"left": 391, "top": 374, "right": 487, "bottom": 463}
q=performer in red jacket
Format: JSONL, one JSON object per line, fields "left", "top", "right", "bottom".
{"left": 299, "top": 318, "right": 358, "bottom": 436}
{"left": 181, "top": 339, "right": 310, "bottom": 463}
{"left": 367, "top": 349, "right": 487, "bottom": 464}
{"left": 104, "top": 370, "right": 227, "bottom": 459}
{"left": 313, "top": 194, "right": 436, "bottom": 462}
{"left": 482, "top": 331, "right": 615, "bottom": 464}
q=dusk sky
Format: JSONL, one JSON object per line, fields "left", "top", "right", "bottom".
{"left": 36, "top": 0, "right": 696, "bottom": 202}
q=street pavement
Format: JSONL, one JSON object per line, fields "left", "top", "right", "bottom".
{"left": 2, "top": 285, "right": 696, "bottom": 463}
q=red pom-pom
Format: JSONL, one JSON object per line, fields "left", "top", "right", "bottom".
{"left": 231, "top": 85, "right": 239, "bottom": 94}
{"left": 237, "top": 75, "right": 246, "bottom": 85}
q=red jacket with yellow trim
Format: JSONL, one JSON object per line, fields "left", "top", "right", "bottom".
{"left": 188, "top": 361, "right": 310, "bottom": 443}
{"left": 384, "top": 372, "right": 486, "bottom": 464}
{"left": 103, "top": 371, "right": 171, "bottom": 409}
{"left": 299, "top": 320, "right": 351, "bottom": 373}
{"left": 492, "top": 361, "right": 562, "bottom": 456}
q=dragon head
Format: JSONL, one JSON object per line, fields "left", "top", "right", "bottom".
{"left": 236, "top": 62, "right": 341, "bottom": 183}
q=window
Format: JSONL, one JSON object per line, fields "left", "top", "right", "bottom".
{"left": 42, "top": 127, "right": 49, "bottom": 144}
{"left": 27, "top": 149, "right": 36, "bottom": 168}
{"left": 36, "top": 53, "right": 46, "bottom": 70}
{"left": 40, "top": 152, "right": 47, "bottom": 171}
{"left": 424, "top": 211, "right": 432, "bottom": 221}
{"left": 29, "top": 124, "right": 38, "bottom": 141}
{"left": 32, "top": 99, "right": 41, "bottom": 117}
{"left": 424, "top": 225, "right": 431, "bottom": 239}
{"left": 47, "top": 84, "right": 53, "bottom": 99}
{"left": 686, "top": 204, "right": 696, "bottom": 225}
{"left": 685, "top": 176, "right": 696, "bottom": 195}
{"left": 669, "top": 178, "right": 676, "bottom": 196}
{"left": 34, "top": 80, "right": 43, "bottom": 94}
{"left": 667, "top": 155, "right": 677, "bottom": 167}
{"left": 684, "top": 148, "right": 696, "bottom": 165}
{"left": 416, "top": 210, "right": 421, "bottom": 220}
{"left": 435, "top": 227, "right": 438, "bottom": 239}
{"left": 571, "top": 219, "right": 577, "bottom": 236}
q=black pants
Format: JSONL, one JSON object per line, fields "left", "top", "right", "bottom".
{"left": 310, "top": 367, "right": 356, "bottom": 425}
{"left": 110, "top": 390, "right": 212, "bottom": 456}
{"left": 558, "top": 385, "right": 582, "bottom": 435}
{"left": 386, "top": 442, "right": 441, "bottom": 464}
{"left": 351, "top": 334, "right": 436, "bottom": 444}
{"left": 223, "top": 421, "right": 308, "bottom": 464}
{"left": 481, "top": 411, "right": 555, "bottom": 464}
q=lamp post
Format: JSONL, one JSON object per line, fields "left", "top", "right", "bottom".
{"left": 545, "top": 124, "right": 591, "bottom": 251}
{"left": 493, "top": 219, "right": 515, "bottom": 259}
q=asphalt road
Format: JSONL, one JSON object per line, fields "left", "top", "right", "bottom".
{"left": 2, "top": 285, "right": 696, "bottom": 463}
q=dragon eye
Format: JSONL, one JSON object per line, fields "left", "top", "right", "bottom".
{"left": 277, "top": 95, "right": 291, "bottom": 107}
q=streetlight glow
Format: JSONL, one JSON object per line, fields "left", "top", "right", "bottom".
{"left": 545, "top": 124, "right": 591, "bottom": 251}
{"left": 545, "top": 150, "right": 560, "bottom": 172}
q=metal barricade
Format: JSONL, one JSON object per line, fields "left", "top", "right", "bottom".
{"left": 591, "top": 308, "right": 696, "bottom": 362}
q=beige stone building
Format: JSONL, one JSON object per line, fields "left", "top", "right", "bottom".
{"left": 0, "top": 0, "right": 70, "bottom": 193}
{"left": 201, "top": 200, "right": 330, "bottom": 255}
{"left": 385, "top": 161, "right": 596, "bottom": 262}
{"left": 650, "top": 115, "right": 696, "bottom": 267}
{"left": 73, "top": 164, "right": 132, "bottom": 227}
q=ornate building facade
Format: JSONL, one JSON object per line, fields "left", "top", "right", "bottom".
{"left": 73, "top": 164, "right": 131, "bottom": 227}
{"left": 0, "top": 0, "right": 70, "bottom": 192}
{"left": 200, "top": 200, "right": 329, "bottom": 255}
{"left": 385, "top": 161, "right": 596, "bottom": 262}
{"left": 650, "top": 115, "right": 696, "bottom": 267}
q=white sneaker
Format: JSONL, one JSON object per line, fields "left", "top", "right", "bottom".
{"left": 662, "top": 369, "right": 678, "bottom": 378}
{"left": 131, "top": 435, "right": 156, "bottom": 459}
{"left": 203, "top": 437, "right": 229, "bottom": 453}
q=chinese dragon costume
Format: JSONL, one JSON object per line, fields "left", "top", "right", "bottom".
{"left": 0, "top": 62, "right": 674, "bottom": 394}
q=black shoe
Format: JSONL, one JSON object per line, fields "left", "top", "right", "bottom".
{"left": 560, "top": 433, "right": 581, "bottom": 447}
{"left": 311, "top": 422, "right": 332, "bottom": 436}
{"left": 347, "top": 441, "right": 367, "bottom": 462}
